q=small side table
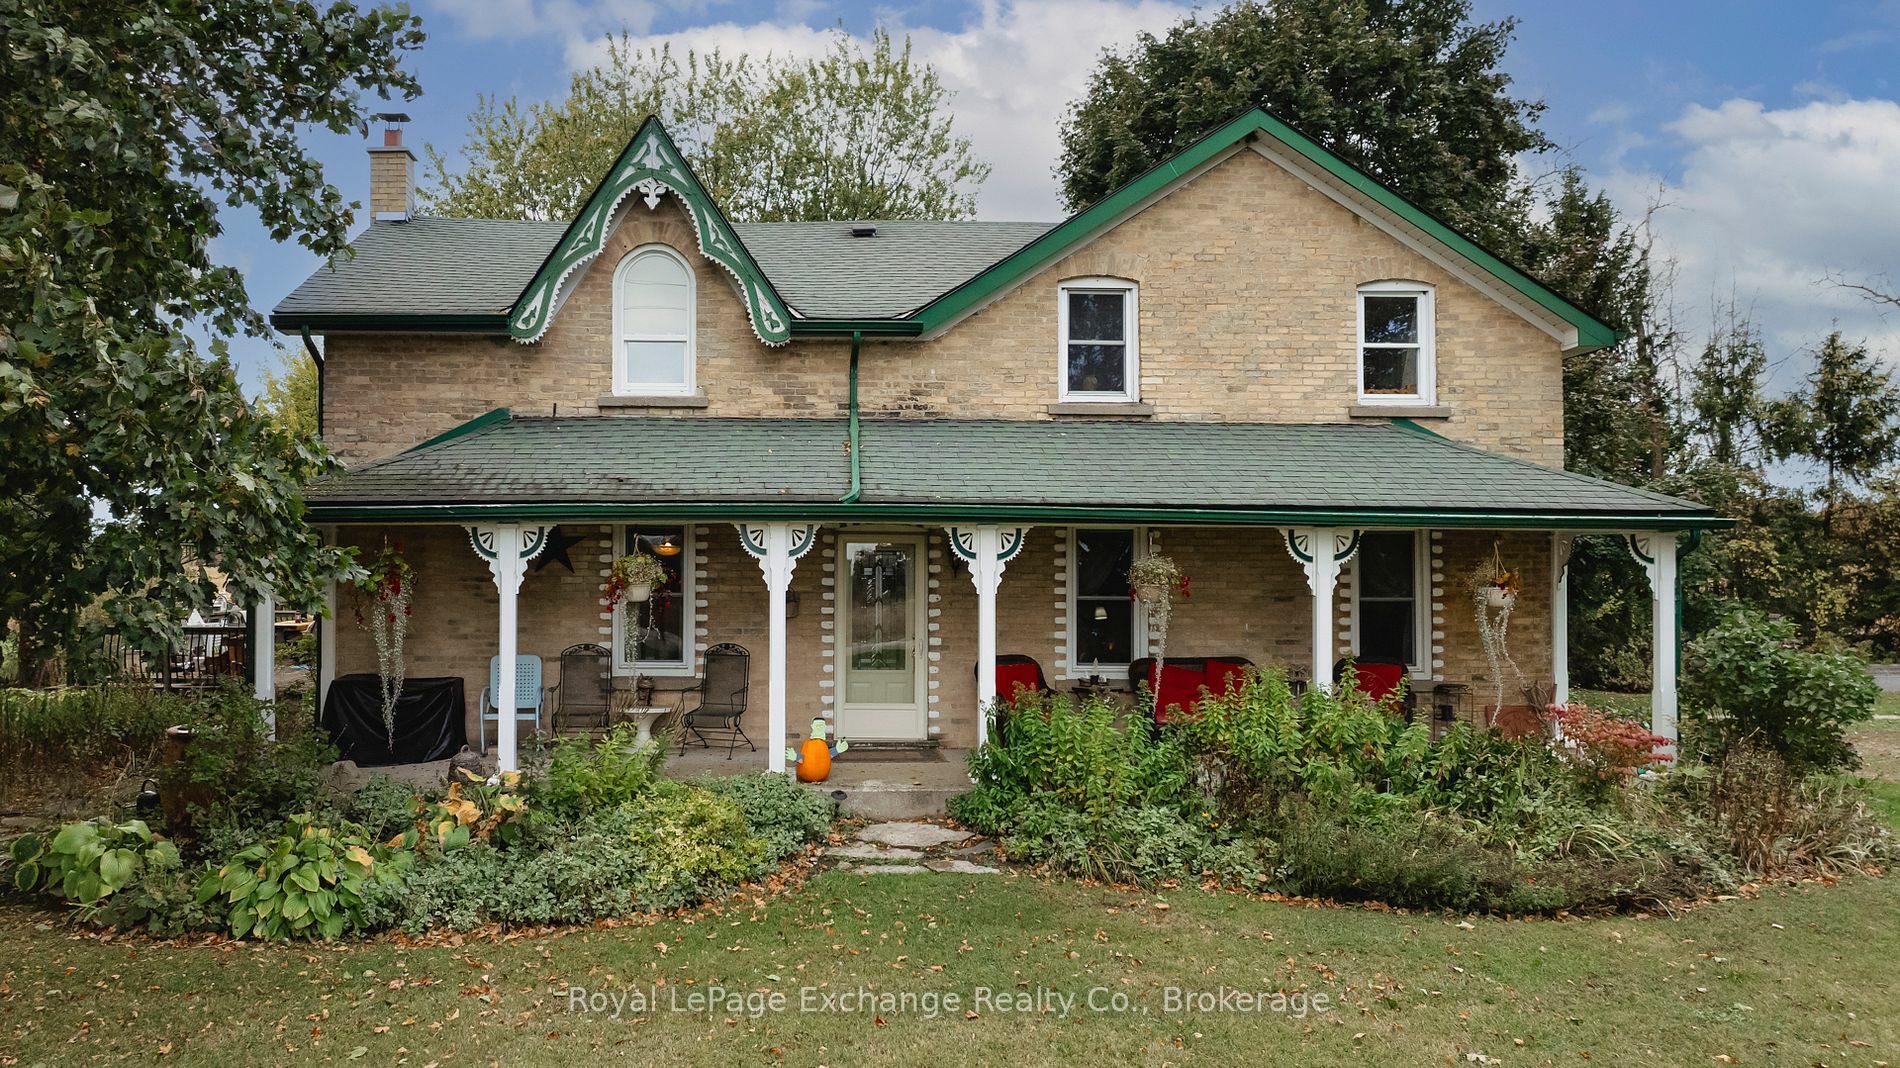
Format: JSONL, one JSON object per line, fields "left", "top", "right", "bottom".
{"left": 610, "top": 693, "right": 670, "bottom": 746}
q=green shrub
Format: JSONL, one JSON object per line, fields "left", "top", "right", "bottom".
{"left": 280, "top": 632, "right": 317, "bottom": 668}
{"left": 196, "top": 814, "right": 407, "bottom": 940}
{"left": 345, "top": 775, "right": 423, "bottom": 842}
{"left": 402, "top": 769, "right": 531, "bottom": 851}
{"left": 1684, "top": 611, "right": 1878, "bottom": 770}
{"left": 961, "top": 693, "right": 1190, "bottom": 827}
{"left": 158, "top": 688, "right": 336, "bottom": 837}
{"left": 1270, "top": 800, "right": 1521, "bottom": 911}
{"left": 9, "top": 818, "right": 183, "bottom": 921}
{"left": 999, "top": 798, "right": 1265, "bottom": 886}
{"left": 531, "top": 723, "right": 667, "bottom": 818}
{"left": 698, "top": 773, "right": 835, "bottom": 858}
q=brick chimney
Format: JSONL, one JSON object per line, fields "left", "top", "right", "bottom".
{"left": 367, "top": 112, "right": 415, "bottom": 222}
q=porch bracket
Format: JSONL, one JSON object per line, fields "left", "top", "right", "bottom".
{"left": 1284, "top": 527, "right": 1360, "bottom": 693}
{"left": 948, "top": 525, "right": 1032, "bottom": 748}
{"left": 736, "top": 522, "right": 819, "bottom": 774}
{"left": 1625, "top": 533, "right": 1680, "bottom": 759}
{"left": 468, "top": 524, "right": 551, "bottom": 773}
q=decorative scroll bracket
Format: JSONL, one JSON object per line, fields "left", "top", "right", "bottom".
{"left": 1282, "top": 527, "right": 1362, "bottom": 595}
{"left": 468, "top": 525, "right": 552, "bottom": 594}
{"left": 736, "top": 522, "right": 819, "bottom": 591}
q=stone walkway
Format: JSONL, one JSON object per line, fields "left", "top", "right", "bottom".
{"left": 823, "top": 821, "right": 1002, "bottom": 875}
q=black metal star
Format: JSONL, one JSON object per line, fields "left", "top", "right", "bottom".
{"left": 530, "top": 525, "right": 588, "bottom": 574}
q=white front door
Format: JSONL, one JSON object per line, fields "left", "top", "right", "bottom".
{"left": 838, "top": 535, "right": 927, "bottom": 741}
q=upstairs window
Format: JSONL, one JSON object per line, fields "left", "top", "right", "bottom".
{"left": 613, "top": 245, "right": 695, "bottom": 395}
{"left": 1058, "top": 279, "right": 1138, "bottom": 401}
{"left": 1357, "top": 281, "right": 1435, "bottom": 403}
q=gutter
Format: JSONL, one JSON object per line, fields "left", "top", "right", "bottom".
{"left": 300, "top": 327, "right": 324, "bottom": 437}
{"left": 841, "top": 331, "right": 863, "bottom": 503}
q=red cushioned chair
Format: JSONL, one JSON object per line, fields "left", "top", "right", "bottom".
{"left": 1333, "top": 658, "right": 1413, "bottom": 718}
{"left": 1130, "top": 656, "right": 1256, "bottom": 725}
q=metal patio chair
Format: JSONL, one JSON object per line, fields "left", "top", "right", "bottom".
{"left": 676, "top": 643, "right": 753, "bottom": 757}
{"left": 549, "top": 643, "right": 611, "bottom": 732}
{"left": 478, "top": 654, "right": 546, "bottom": 755}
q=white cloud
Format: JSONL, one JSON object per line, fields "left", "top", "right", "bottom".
{"left": 518, "top": 0, "right": 1195, "bottom": 220}
{"left": 1603, "top": 97, "right": 1900, "bottom": 380}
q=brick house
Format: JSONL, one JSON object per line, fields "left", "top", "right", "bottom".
{"left": 271, "top": 110, "right": 1725, "bottom": 774}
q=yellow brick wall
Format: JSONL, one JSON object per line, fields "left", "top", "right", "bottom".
{"left": 322, "top": 149, "right": 1564, "bottom": 466}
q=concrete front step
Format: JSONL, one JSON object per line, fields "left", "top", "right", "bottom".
{"left": 801, "top": 776, "right": 968, "bottom": 820}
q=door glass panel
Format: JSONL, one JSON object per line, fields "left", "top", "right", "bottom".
{"left": 844, "top": 541, "right": 916, "bottom": 706}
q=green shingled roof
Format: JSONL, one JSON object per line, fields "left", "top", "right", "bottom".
{"left": 271, "top": 217, "right": 1053, "bottom": 328}
{"left": 306, "top": 414, "right": 1724, "bottom": 530}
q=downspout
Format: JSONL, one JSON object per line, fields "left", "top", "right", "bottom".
{"left": 840, "top": 330, "right": 862, "bottom": 503}
{"left": 300, "top": 326, "right": 325, "bottom": 438}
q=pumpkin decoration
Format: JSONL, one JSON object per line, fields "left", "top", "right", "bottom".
{"left": 787, "top": 718, "right": 849, "bottom": 783}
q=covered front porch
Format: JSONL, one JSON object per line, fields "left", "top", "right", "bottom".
{"left": 291, "top": 413, "right": 1725, "bottom": 776}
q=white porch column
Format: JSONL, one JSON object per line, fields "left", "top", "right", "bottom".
{"left": 317, "top": 527, "right": 337, "bottom": 717}
{"left": 1552, "top": 533, "right": 1575, "bottom": 706}
{"left": 737, "top": 523, "right": 818, "bottom": 773}
{"left": 948, "top": 525, "right": 1030, "bottom": 747}
{"left": 252, "top": 591, "right": 276, "bottom": 737}
{"left": 1627, "top": 533, "right": 1679, "bottom": 757}
{"left": 1284, "top": 528, "right": 1361, "bottom": 692}
{"left": 470, "top": 524, "right": 551, "bottom": 773}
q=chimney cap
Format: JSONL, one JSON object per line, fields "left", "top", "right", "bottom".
{"left": 375, "top": 111, "right": 412, "bottom": 124}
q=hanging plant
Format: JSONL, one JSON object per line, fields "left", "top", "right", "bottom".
{"left": 352, "top": 539, "right": 413, "bottom": 745}
{"left": 1469, "top": 542, "right": 1528, "bottom": 716}
{"left": 1127, "top": 554, "right": 1189, "bottom": 679}
{"left": 605, "top": 553, "right": 669, "bottom": 663}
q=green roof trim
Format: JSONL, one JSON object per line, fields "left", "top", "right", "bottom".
{"left": 907, "top": 108, "right": 1619, "bottom": 352}
{"left": 507, "top": 117, "right": 793, "bottom": 346}
{"left": 404, "top": 407, "right": 511, "bottom": 453}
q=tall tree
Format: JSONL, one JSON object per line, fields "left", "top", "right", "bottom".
{"left": 1687, "top": 304, "right": 1768, "bottom": 469}
{"left": 425, "top": 29, "right": 990, "bottom": 222}
{"left": 1053, "top": 0, "right": 1549, "bottom": 247}
{"left": 256, "top": 348, "right": 320, "bottom": 439}
{"left": 0, "top": 1, "right": 421, "bottom": 679}
{"left": 1764, "top": 331, "right": 1900, "bottom": 513}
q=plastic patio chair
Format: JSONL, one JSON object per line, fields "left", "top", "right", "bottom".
{"left": 478, "top": 654, "right": 547, "bottom": 754}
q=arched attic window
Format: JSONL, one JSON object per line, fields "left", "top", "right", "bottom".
{"left": 612, "top": 244, "right": 695, "bottom": 396}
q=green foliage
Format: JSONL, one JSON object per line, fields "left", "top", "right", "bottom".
{"left": 9, "top": 818, "right": 179, "bottom": 913}
{"left": 254, "top": 347, "right": 319, "bottom": 438}
{"left": 344, "top": 775, "right": 423, "bottom": 842}
{"left": 1684, "top": 611, "right": 1878, "bottom": 771}
{"left": 698, "top": 773, "right": 835, "bottom": 858}
{"left": 279, "top": 631, "right": 318, "bottom": 669}
{"left": 955, "top": 693, "right": 1190, "bottom": 832}
{"left": 195, "top": 815, "right": 405, "bottom": 940}
{"left": 403, "top": 770, "right": 530, "bottom": 851}
{"left": 0, "top": 686, "right": 177, "bottom": 797}
{"left": 998, "top": 798, "right": 1265, "bottom": 887}
{"left": 156, "top": 688, "right": 336, "bottom": 835}
{"left": 1054, "top": 0, "right": 1547, "bottom": 244}
{"left": 531, "top": 724, "right": 669, "bottom": 818}
{"left": 425, "top": 29, "right": 988, "bottom": 223}
{"left": 1764, "top": 331, "right": 1900, "bottom": 508}
{"left": 0, "top": 1, "right": 416, "bottom": 676}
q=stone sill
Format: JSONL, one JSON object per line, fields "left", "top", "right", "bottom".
{"left": 1348, "top": 404, "right": 1453, "bottom": 420}
{"left": 598, "top": 391, "right": 710, "bottom": 410}
{"left": 1046, "top": 401, "right": 1155, "bottom": 417}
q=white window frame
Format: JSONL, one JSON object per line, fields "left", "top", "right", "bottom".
{"left": 1356, "top": 280, "right": 1435, "bottom": 405}
{"left": 1065, "top": 525, "right": 1148, "bottom": 679}
{"left": 611, "top": 523, "right": 697, "bottom": 677}
{"left": 1057, "top": 278, "right": 1140, "bottom": 402}
{"left": 1348, "top": 529, "right": 1430, "bottom": 677}
{"left": 611, "top": 244, "right": 696, "bottom": 397}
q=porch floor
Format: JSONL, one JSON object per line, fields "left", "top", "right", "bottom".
{"left": 665, "top": 745, "right": 974, "bottom": 820}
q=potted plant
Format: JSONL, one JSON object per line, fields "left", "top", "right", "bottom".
{"left": 1469, "top": 544, "right": 1527, "bottom": 719}
{"left": 1485, "top": 567, "right": 1521, "bottom": 608}
{"left": 606, "top": 552, "right": 668, "bottom": 605}
{"left": 1127, "top": 554, "right": 1189, "bottom": 677}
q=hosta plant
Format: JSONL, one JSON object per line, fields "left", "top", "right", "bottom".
{"left": 397, "top": 768, "right": 529, "bottom": 851}
{"left": 10, "top": 818, "right": 181, "bottom": 909}
{"left": 197, "top": 815, "right": 406, "bottom": 940}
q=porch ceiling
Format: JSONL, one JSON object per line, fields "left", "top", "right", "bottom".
{"left": 305, "top": 412, "right": 1729, "bottom": 530}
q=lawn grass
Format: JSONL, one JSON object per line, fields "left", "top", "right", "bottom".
{"left": 3, "top": 868, "right": 1897, "bottom": 1066}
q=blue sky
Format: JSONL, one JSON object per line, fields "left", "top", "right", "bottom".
{"left": 224, "top": 0, "right": 1900, "bottom": 394}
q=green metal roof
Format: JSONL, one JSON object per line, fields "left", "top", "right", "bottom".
{"left": 306, "top": 413, "right": 1725, "bottom": 530}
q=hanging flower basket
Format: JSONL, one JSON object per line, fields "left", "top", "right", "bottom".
{"left": 1134, "top": 582, "right": 1171, "bottom": 604}
{"left": 352, "top": 539, "right": 413, "bottom": 746}
{"left": 605, "top": 553, "right": 667, "bottom": 607}
{"left": 1485, "top": 585, "right": 1517, "bottom": 609}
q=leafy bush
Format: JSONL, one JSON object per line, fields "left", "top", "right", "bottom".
{"left": 1684, "top": 611, "right": 1877, "bottom": 770}
{"left": 9, "top": 818, "right": 185, "bottom": 925}
{"left": 998, "top": 797, "right": 1265, "bottom": 886}
{"left": 344, "top": 775, "right": 423, "bottom": 842}
{"left": 1547, "top": 702, "right": 1671, "bottom": 795}
{"left": 157, "top": 688, "right": 336, "bottom": 836}
{"left": 196, "top": 815, "right": 407, "bottom": 940}
{"left": 1685, "top": 742, "right": 1894, "bottom": 877}
{"left": 957, "top": 693, "right": 1190, "bottom": 833}
{"left": 402, "top": 770, "right": 530, "bottom": 851}
{"left": 698, "top": 773, "right": 835, "bottom": 858}
{"left": 531, "top": 723, "right": 668, "bottom": 818}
